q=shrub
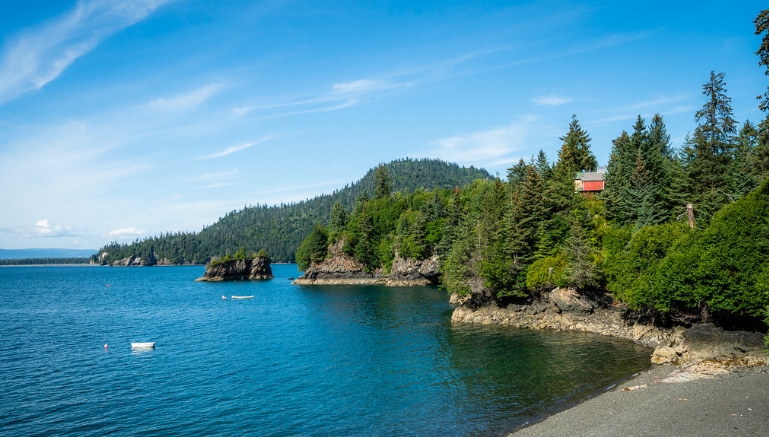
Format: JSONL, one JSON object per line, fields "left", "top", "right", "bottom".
{"left": 526, "top": 253, "right": 568, "bottom": 290}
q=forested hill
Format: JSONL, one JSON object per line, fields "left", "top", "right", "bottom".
{"left": 95, "top": 158, "right": 490, "bottom": 264}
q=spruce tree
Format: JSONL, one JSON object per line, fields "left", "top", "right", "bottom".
{"left": 535, "top": 149, "right": 552, "bottom": 181}
{"left": 558, "top": 114, "right": 598, "bottom": 173}
{"left": 755, "top": 10, "right": 769, "bottom": 147}
{"left": 730, "top": 121, "right": 760, "bottom": 200}
{"left": 603, "top": 131, "right": 634, "bottom": 224}
{"left": 506, "top": 158, "right": 528, "bottom": 190}
{"left": 683, "top": 72, "right": 738, "bottom": 224}
{"left": 754, "top": 10, "right": 769, "bottom": 175}
{"left": 374, "top": 164, "right": 393, "bottom": 199}
{"left": 329, "top": 201, "right": 348, "bottom": 234}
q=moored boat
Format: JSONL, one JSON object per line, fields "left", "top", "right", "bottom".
{"left": 131, "top": 342, "right": 155, "bottom": 349}
{"left": 231, "top": 295, "right": 254, "bottom": 300}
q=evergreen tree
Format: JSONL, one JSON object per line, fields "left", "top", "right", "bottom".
{"left": 506, "top": 158, "right": 528, "bottom": 190}
{"left": 296, "top": 224, "right": 329, "bottom": 270}
{"left": 603, "top": 131, "right": 634, "bottom": 224}
{"left": 557, "top": 114, "right": 598, "bottom": 173}
{"left": 732, "top": 121, "right": 760, "bottom": 199}
{"left": 563, "top": 218, "right": 597, "bottom": 290}
{"left": 353, "top": 204, "right": 379, "bottom": 270}
{"left": 423, "top": 191, "right": 445, "bottom": 222}
{"left": 683, "top": 72, "right": 738, "bottom": 224}
{"left": 535, "top": 149, "right": 552, "bottom": 181}
{"left": 328, "top": 201, "right": 348, "bottom": 234}
{"left": 436, "top": 188, "right": 462, "bottom": 256}
{"left": 755, "top": 10, "right": 769, "bottom": 148}
{"left": 374, "top": 164, "right": 393, "bottom": 199}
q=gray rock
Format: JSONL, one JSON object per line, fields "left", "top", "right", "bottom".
{"left": 196, "top": 256, "right": 274, "bottom": 282}
{"left": 549, "top": 287, "right": 594, "bottom": 313}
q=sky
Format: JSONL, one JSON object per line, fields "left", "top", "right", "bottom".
{"left": 0, "top": 0, "right": 766, "bottom": 250}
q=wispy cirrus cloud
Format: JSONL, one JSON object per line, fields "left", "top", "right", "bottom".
{"left": 233, "top": 79, "right": 408, "bottom": 117}
{"left": 331, "top": 79, "right": 406, "bottom": 95}
{"left": 425, "top": 117, "right": 535, "bottom": 165}
{"left": 198, "top": 133, "right": 283, "bottom": 160}
{"left": 146, "top": 82, "right": 224, "bottom": 112}
{"left": 0, "top": 0, "right": 173, "bottom": 106}
{"left": 531, "top": 94, "right": 571, "bottom": 106}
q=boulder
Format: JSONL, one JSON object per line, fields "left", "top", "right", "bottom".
{"left": 549, "top": 287, "right": 593, "bottom": 313}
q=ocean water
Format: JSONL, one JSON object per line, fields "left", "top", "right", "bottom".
{"left": 0, "top": 265, "right": 652, "bottom": 436}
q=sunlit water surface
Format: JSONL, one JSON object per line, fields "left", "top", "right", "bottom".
{"left": 0, "top": 265, "right": 651, "bottom": 436}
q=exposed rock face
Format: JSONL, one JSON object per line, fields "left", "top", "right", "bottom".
{"left": 110, "top": 255, "right": 156, "bottom": 266}
{"left": 293, "top": 241, "right": 440, "bottom": 286}
{"left": 387, "top": 254, "right": 440, "bottom": 286}
{"left": 549, "top": 287, "right": 593, "bottom": 313}
{"left": 195, "top": 256, "right": 273, "bottom": 282}
{"left": 650, "top": 323, "right": 767, "bottom": 366}
{"left": 450, "top": 288, "right": 769, "bottom": 366}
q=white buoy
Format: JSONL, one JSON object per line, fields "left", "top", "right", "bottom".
{"left": 104, "top": 344, "right": 108, "bottom": 349}
{"left": 222, "top": 295, "right": 227, "bottom": 300}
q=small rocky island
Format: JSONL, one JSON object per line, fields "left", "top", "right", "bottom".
{"left": 195, "top": 255, "right": 274, "bottom": 282}
{"left": 292, "top": 240, "right": 439, "bottom": 286}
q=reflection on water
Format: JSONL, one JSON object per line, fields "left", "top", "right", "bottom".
{"left": 0, "top": 266, "right": 651, "bottom": 437}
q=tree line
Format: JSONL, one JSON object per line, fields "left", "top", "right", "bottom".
{"left": 94, "top": 158, "right": 490, "bottom": 265}
{"left": 299, "top": 11, "right": 769, "bottom": 330}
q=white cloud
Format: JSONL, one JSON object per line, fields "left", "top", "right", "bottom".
{"left": 427, "top": 118, "right": 533, "bottom": 165}
{"left": 331, "top": 79, "right": 405, "bottom": 95}
{"left": 0, "top": 0, "right": 172, "bottom": 106}
{"left": 108, "top": 227, "right": 146, "bottom": 239}
{"left": 233, "top": 79, "right": 406, "bottom": 117}
{"left": 531, "top": 95, "right": 571, "bottom": 106}
{"left": 198, "top": 134, "right": 282, "bottom": 160}
{"left": 0, "top": 219, "right": 76, "bottom": 238}
{"left": 34, "top": 219, "right": 77, "bottom": 237}
{"left": 146, "top": 83, "right": 224, "bottom": 112}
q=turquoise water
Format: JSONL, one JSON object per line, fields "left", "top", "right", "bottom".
{"left": 0, "top": 265, "right": 651, "bottom": 436}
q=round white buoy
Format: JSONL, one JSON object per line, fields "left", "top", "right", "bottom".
{"left": 104, "top": 344, "right": 108, "bottom": 349}
{"left": 222, "top": 295, "right": 226, "bottom": 300}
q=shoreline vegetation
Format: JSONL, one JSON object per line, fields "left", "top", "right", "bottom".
{"left": 289, "top": 14, "right": 769, "bottom": 368}
{"left": 0, "top": 257, "right": 93, "bottom": 266}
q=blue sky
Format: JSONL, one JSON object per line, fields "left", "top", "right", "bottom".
{"left": 0, "top": 0, "right": 766, "bottom": 250}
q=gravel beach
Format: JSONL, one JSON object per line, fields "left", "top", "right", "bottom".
{"left": 510, "top": 364, "right": 769, "bottom": 437}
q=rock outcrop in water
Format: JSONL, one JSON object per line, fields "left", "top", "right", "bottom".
{"left": 293, "top": 240, "right": 440, "bottom": 286}
{"left": 195, "top": 256, "right": 273, "bottom": 282}
{"left": 450, "top": 287, "right": 769, "bottom": 367}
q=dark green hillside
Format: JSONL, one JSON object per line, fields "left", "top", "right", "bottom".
{"left": 95, "top": 158, "right": 490, "bottom": 264}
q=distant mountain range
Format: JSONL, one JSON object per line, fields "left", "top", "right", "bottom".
{"left": 0, "top": 248, "right": 97, "bottom": 260}
{"left": 96, "top": 158, "right": 491, "bottom": 264}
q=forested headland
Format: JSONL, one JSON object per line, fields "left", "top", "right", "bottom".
{"left": 94, "top": 158, "right": 489, "bottom": 265}
{"left": 298, "top": 11, "right": 769, "bottom": 334}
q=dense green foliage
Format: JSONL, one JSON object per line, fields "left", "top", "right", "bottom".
{"left": 0, "top": 257, "right": 92, "bottom": 265}
{"left": 295, "top": 41, "right": 769, "bottom": 328}
{"left": 94, "top": 158, "right": 490, "bottom": 264}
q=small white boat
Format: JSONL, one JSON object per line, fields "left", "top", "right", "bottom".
{"left": 131, "top": 342, "right": 155, "bottom": 349}
{"left": 231, "top": 295, "right": 254, "bottom": 300}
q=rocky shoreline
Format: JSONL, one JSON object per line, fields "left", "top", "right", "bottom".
{"left": 450, "top": 288, "right": 768, "bottom": 367}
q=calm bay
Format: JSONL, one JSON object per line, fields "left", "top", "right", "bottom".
{"left": 0, "top": 265, "right": 651, "bottom": 436}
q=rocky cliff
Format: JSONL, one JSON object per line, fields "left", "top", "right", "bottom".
{"left": 450, "top": 287, "right": 768, "bottom": 366}
{"left": 195, "top": 256, "right": 274, "bottom": 282}
{"left": 110, "top": 255, "right": 156, "bottom": 266}
{"left": 293, "top": 240, "right": 440, "bottom": 286}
